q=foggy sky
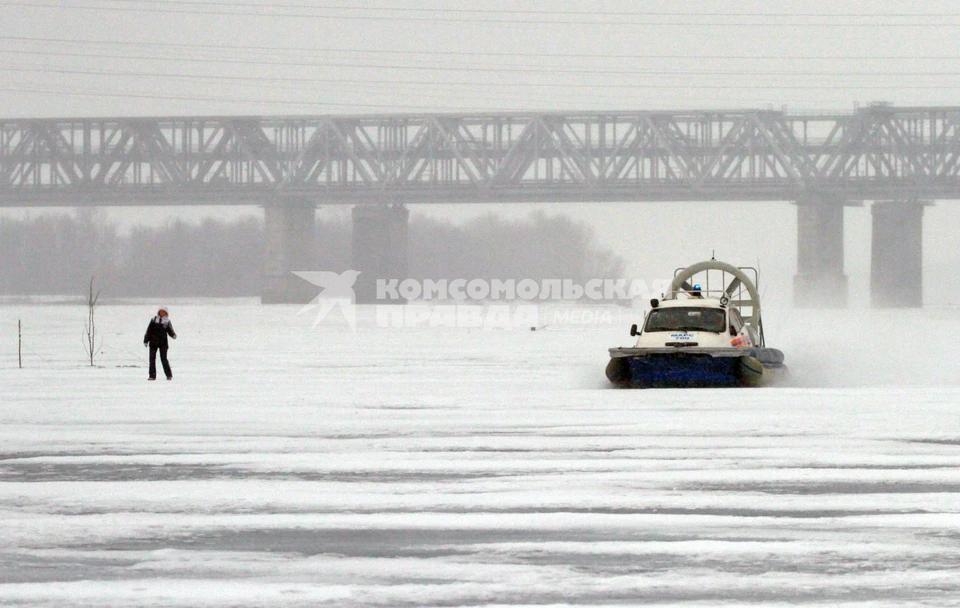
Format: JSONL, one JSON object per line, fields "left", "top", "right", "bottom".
{"left": 2, "top": 0, "right": 960, "bottom": 305}
{"left": 5, "top": 1, "right": 960, "bottom": 116}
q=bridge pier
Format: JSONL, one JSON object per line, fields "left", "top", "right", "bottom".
{"left": 871, "top": 201, "right": 925, "bottom": 308}
{"left": 261, "top": 199, "right": 317, "bottom": 304}
{"left": 794, "top": 196, "right": 848, "bottom": 308}
{"left": 352, "top": 204, "right": 409, "bottom": 304}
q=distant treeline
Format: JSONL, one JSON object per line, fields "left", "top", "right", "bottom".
{"left": 0, "top": 210, "right": 624, "bottom": 298}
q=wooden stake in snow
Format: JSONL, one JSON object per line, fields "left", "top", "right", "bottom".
{"left": 18, "top": 319, "right": 22, "bottom": 369}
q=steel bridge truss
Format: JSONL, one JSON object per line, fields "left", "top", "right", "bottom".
{"left": 3, "top": 106, "right": 960, "bottom": 206}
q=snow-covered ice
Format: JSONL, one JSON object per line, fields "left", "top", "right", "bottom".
{"left": 2, "top": 301, "right": 960, "bottom": 606}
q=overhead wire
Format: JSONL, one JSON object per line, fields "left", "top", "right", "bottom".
{"left": 1, "top": 35, "right": 956, "bottom": 62}
{"left": 0, "top": 63, "right": 632, "bottom": 108}
{"left": 0, "top": 85, "right": 490, "bottom": 112}
{"left": 0, "top": 46, "right": 957, "bottom": 80}
{"left": 85, "top": 1, "right": 960, "bottom": 19}
{"left": 0, "top": 2, "right": 954, "bottom": 113}
{"left": 5, "top": 61, "right": 960, "bottom": 82}
{"left": 0, "top": 1, "right": 956, "bottom": 26}
{"left": 3, "top": 79, "right": 950, "bottom": 98}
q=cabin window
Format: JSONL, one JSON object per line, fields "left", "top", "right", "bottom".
{"left": 644, "top": 307, "right": 726, "bottom": 333}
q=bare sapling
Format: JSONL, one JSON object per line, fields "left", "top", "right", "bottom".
{"left": 82, "top": 276, "right": 103, "bottom": 367}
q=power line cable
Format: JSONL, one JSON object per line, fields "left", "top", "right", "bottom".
{"left": 0, "top": 1, "right": 957, "bottom": 26}
{"left": 1, "top": 35, "right": 955, "bottom": 61}
{"left": 0, "top": 82, "right": 950, "bottom": 109}
{"left": 3, "top": 47, "right": 959, "bottom": 79}
{"left": 0, "top": 63, "right": 606, "bottom": 107}
{"left": 89, "top": 0, "right": 960, "bottom": 19}
{"left": 0, "top": 85, "right": 498, "bottom": 112}
{"left": 5, "top": 61, "right": 960, "bottom": 82}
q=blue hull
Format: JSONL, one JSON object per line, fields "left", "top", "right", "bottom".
{"left": 606, "top": 354, "right": 769, "bottom": 388}
{"left": 629, "top": 354, "right": 742, "bottom": 387}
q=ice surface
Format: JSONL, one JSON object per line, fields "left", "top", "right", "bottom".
{"left": 2, "top": 301, "right": 960, "bottom": 606}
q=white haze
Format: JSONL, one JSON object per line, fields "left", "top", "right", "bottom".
{"left": 2, "top": 1, "right": 960, "bottom": 307}
{"left": 769, "top": 306, "right": 960, "bottom": 388}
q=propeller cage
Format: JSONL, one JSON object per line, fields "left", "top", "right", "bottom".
{"left": 667, "top": 260, "right": 765, "bottom": 345}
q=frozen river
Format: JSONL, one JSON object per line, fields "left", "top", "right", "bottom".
{"left": 2, "top": 301, "right": 960, "bottom": 606}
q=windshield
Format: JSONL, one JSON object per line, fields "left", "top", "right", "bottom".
{"left": 644, "top": 307, "right": 726, "bottom": 333}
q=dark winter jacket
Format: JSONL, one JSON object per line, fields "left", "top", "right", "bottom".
{"left": 144, "top": 316, "right": 176, "bottom": 348}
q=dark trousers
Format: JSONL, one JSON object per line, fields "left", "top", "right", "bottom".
{"left": 149, "top": 344, "right": 172, "bottom": 379}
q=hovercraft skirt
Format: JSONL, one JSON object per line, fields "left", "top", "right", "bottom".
{"left": 606, "top": 347, "right": 785, "bottom": 388}
{"left": 627, "top": 353, "right": 743, "bottom": 387}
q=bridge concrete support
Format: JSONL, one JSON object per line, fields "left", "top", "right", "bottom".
{"left": 261, "top": 200, "right": 317, "bottom": 304}
{"left": 794, "top": 196, "right": 848, "bottom": 308}
{"left": 871, "top": 201, "right": 925, "bottom": 308}
{"left": 352, "top": 204, "right": 409, "bottom": 304}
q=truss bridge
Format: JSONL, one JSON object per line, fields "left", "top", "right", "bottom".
{"left": 2, "top": 104, "right": 950, "bottom": 306}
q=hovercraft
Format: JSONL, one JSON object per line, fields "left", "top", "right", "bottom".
{"left": 606, "top": 260, "right": 787, "bottom": 388}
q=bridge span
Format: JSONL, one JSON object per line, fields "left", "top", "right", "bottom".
{"left": 2, "top": 105, "right": 954, "bottom": 306}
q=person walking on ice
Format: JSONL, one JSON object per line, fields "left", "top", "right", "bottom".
{"left": 144, "top": 307, "right": 177, "bottom": 380}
